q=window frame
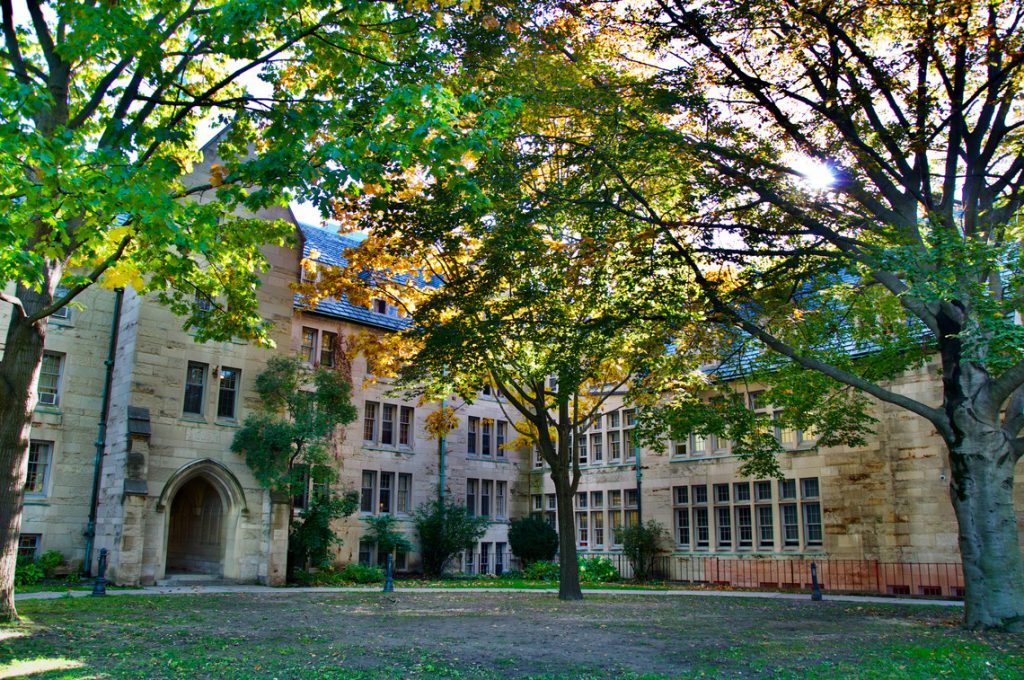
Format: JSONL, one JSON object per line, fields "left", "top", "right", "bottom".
{"left": 182, "top": 361, "right": 208, "bottom": 416}
{"left": 37, "top": 351, "right": 65, "bottom": 407}
{"left": 25, "top": 440, "right": 53, "bottom": 497}
{"left": 216, "top": 366, "right": 241, "bottom": 420}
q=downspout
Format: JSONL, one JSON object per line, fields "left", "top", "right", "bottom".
{"left": 84, "top": 287, "right": 124, "bottom": 575}
{"left": 438, "top": 392, "right": 446, "bottom": 503}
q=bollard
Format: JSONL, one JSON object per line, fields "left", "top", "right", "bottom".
{"left": 91, "top": 548, "right": 108, "bottom": 596}
{"left": 810, "top": 561, "right": 822, "bottom": 601}
{"left": 383, "top": 553, "right": 394, "bottom": 593}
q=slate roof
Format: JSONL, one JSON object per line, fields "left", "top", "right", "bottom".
{"left": 294, "top": 222, "right": 410, "bottom": 331}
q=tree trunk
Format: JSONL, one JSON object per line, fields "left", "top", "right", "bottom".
{"left": 0, "top": 293, "right": 48, "bottom": 622}
{"left": 552, "top": 470, "right": 582, "bottom": 600}
{"left": 947, "top": 431, "right": 1024, "bottom": 631}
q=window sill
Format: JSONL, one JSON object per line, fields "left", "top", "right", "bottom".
{"left": 24, "top": 498, "right": 49, "bottom": 506}
{"left": 215, "top": 419, "right": 240, "bottom": 428}
{"left": 179, "top": 416, "right": 207, "bottom": 424}
{"left": 361, "top": 444, "right": 415, "bottom": 454}
{"left": 34, "top": 405, "right": 62, "bottom": 414}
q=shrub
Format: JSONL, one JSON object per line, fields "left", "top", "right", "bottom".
{"left": 616, "top": 520, "right": 669, "bottom": 582}
{"left": 36, "top": 550, "right": 64, "bottom": 578}
{"left": 508, "top": 515, "right": 558, "bottom": 565}
{"left": 362, "top": 514, "right": 413, "bottom": 565}
{"left": 289, "top": 490, "right": 360, "bottom": 570}
{"left": 578, "top": 555, "right": 619, "bottom": 584}
{"left": 338, "top": 563, "right": 384, "bottom": 584}
{"left": 15, "top": 556, "right": 43, "bottom": 587}
{"left": 414, "top": 498, "right": 489, "bottom": 577}
{"left": 522, "top": 560, "right": 559, "bottom": 581}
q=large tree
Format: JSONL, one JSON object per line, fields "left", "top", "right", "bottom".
{"left": 525, "top": 0, "right": 1024, "bottom": 629}
{"left": 0, "top": 0, "right": 492, "bottom": 621}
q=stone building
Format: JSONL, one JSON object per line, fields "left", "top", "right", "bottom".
{"left": 6, "top": 192, "right": 1022, "bottom": 591}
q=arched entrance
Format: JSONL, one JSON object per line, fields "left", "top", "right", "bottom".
{"left": 166, "top": 476, "right": 225, "bottom": 575}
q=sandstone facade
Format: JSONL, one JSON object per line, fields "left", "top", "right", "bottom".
{"left": 6, "top": 209, "right": 1022, "bottom": 590}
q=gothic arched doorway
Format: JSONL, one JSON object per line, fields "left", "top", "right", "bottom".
{"left": 165, "top": 476, "right": 225, "bottom": 575}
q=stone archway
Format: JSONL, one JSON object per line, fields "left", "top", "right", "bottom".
{"left": 166, "top": 476, "right": 225, "bottom": 575}
{"left": 157, "top": 459, "right": 249, "bottom": 581}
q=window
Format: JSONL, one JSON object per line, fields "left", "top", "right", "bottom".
{"left": 675, "top": 508, "right": 691, "bottom": 547}
{"left": 481, "top": 420, "right": 492, "bottom": 456}
{"left": 292, "top": 464, "right": 312, "bottom": 510}
{"left": 480, "top": 480, "right": 492, "bottom": 518}
{"left": 590, "top": 433, "right": 603, "bottom": 463}
{"left": 496, "top": 420, "right": 507, "bottom": 458}
{"left": 592, "top": 510, "right": 605, "bottom": 547}
{"left": 38, "top": 351, "right": 64, "bottom": 407}
{"left": 803, "top": 503, "right": 823, "bottom": 546}
{"left": 381, "top": 404, "right": 396, "bottom": 446}
{"left": 363, "top": 402, "right": 379, "bottom": 442}
{"left": 25, "top": 441, "right": 52, "bottom": 496}
{"left": 577, "top": 434, "right": 588, "bottom": 466}
{"left": 757, "top": 506, "right": 775, "bottom": 548}
{"left": 593, "top": 414, "right": 602, "bottom": 430}
{"left": 734, "top": 482, "right": 751, "bottom": 502}
{"left": 624, "top": 409, "right": 636, "bottom": 427}
{"left": 609, "top": 490, "right": 623, "bottom": 545}
{"left": 467, "top": 479, "right": 478, "bottom": 516}
{"left": 17, "top": 534, "right": 40, "bottom": 560}
{"left": 801, "top": 478, "right": 820, "bottom": 499}
{"left": 608, "top": 430, "right": 621, "bottom": 462}
{"left": 714, "top": 484, "right": 730, "bottom": 504}
{"left": 399, "top": 407, "right": 414, "bottom": 447}
{"left": 397, "top": 473, "right": 412, "bottom": 514}
{"left": 624, "top": 489, "right": 638, "bottom": 528}
{"left": 716, "top": 507, "right": 732, "bottom": 548}
{"left": 480, "top": 542, "right": 491, "bottom": 574}
{"left": 183, "top": 361, "right": 207, "bottom": 415}
{"left": 577, "top": 512, "right": 589, "bottom": 547}
{"left": 50, "top": 286, "right": 71, "bottom": 321}
{"left": 608, "top": 410, "right": 620, "bottom": 428}
{"left": 692, "top": 484, "right": 708, "bottom": 504}
{"left": 320, "top": 331, "right": 337, "bottom": 368}
{"left": 576, "top": 492, "right": 587, "bottom": 510}
{"left": 532, "top": 494, "right": 542, "bottom": 512}
{"left": 782, "top": 503, "right": 800, "bottom": 546}
{"left": 780, "top": 479, "right": 797, "bottom": 500}
{"left": 495, "top": 481, "right": 507, "bottom": 519}
{"left": 217, "top": 367, "right": 240, "bottom": 419}
{"left": 736, "top": 506, "right": 753, "bottom": 549}
{"left": 755, "top": 481, "right": 772, "bottom": 501}
{"left": 495, "top": 542, "right": 507, "bottom": 575}
{"left": 358, "top": 540, "right": 372, "bottom": 565}
{"left": 468, "top": 417, "right": 479, "bottom": 455}
{"left": 301, "top": 327, "right": 317, "bottom": 363}
{"left": 379, "top": 472, "right": 394, "bottom": 513}
{"left": 360, "top": 471, "right": 376, "bottom": 513}
{"left": 749, "top": 390, "right": 816, "bottom": 449}
{"left": 673, "top": 486, "right": 690, "bottom": 548}
{"left": 591, "top": 490, "right": 604, "bottom": 508}
{"left": 372, "top": 298, "right": 387, "bottom": 314}
{"left": 693, "top": 507, "right": 710, "bottom": 548}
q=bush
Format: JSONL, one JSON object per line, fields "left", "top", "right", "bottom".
{"left": 616, "top": 520, "right": 669, "bottom": 582}
{"left": 15, "top": 556, "right": 43, "bottom": 587}
{"left": 337, "top": 563, "right": 384, "bottom": 584}
{"left": 414, "top": 498, "right": 490, "bottom": 577}
{"left": 293, "top": 563, "right": 384, "bottom": 585}
{"left": 36, "top": 550, "right": 64, "bottom": 578}
{"left": 362, "top": 514, "right": 413, "bottom": 560}
{"left": 522, "top": 560, "right": 560, "bottom": 581}
{"left": 578, "top": 555, "right": 619, "bottom": 584}
{"left": 289, "top": 490, "right": 360, "bottom": 570}
{"left": 508, "top": 515, "right": 558, "bottom": 565}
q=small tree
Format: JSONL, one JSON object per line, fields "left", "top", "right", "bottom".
{"left": 291, "top": 492, "right": 359, "bottom": 569}
{"left": 508, "top": 515, "right": 558, "bottom": 566}
{"left": 231, "top": 356, "right": 358, "bottom": 571}
{"left": 414, "top": 498, "right": 489, "bottom": 577}
{"left": 616, "top": 521, "right": 669, "bottom": 583}
{"left": 363, "top": 514, "right": 413, "bottom": 565}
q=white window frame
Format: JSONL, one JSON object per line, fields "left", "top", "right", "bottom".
{"left": 37, "top": 351, "right": 64, "bottom": 407}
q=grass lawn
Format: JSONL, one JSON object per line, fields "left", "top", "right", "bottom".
{"left": 0, "top": 592, "right": 1020, "bottom": 678}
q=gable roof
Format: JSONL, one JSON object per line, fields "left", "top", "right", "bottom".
{"left": 295, "top": 222, "right": 409, "bottom": 331}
